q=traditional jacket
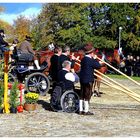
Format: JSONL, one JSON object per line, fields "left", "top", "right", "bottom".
{"left": 80, "top": 55, "right": 101, "bottom": 83}
{"left": 59, "top": 54, "right": 75, "bottom": 70}
{"left": 49, "top": 54, "right": 61, "bottom": 81}
{"left": 57, "top": 69, "right": 75, "bottom": 90}
{"left": 0, "top": 35, "right": 8, "bottom": 46}
{"left": 18, "top": 40, "right": 34, "bottom": 55}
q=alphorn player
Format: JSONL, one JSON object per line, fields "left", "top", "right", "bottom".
{"left": 79, "top": 43, "right": 104, "bottom": 115}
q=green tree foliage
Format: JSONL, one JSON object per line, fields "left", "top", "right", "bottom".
{"left": 32, "top": 3, "right": 140, "bottom": 53}
{"left": 0, "top": 6, "right": 14, "bottom": 42}
{"left": 0, "top": 82, "right": 4, "bottom": 109}
{"left": 13, "top": 15, "right": 31, "bottom": 42}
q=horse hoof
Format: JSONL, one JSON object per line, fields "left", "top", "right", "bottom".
{"left": 99, "top": 92, "right": 104, "bottom": 94}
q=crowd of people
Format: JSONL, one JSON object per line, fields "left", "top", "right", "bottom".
{"left": 119, "top": 55, "right": 140, "bottom": 77}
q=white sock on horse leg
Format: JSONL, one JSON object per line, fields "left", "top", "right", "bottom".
{"left": 79, "top": 100, "right": 84, "bottom": 112}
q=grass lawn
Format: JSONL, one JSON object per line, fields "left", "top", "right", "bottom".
{"left": 106, "top": 74, "right": 140, "bottom": 81}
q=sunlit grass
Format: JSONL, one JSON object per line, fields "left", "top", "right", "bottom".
{"left": 106, "top": 74, "right": 140, "bottom": 81}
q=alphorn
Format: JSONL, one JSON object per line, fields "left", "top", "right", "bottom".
{"left": 75, "top": 58, "right": 140, "bottom": 102}
{"left": 95, "top": 69, "right": 140, "bottom": 99}
{"left": 75, "top": 56, "right": 140, "bottom": 101}
{"left": 97, "top": 56, "right": 140, "bottom": 86}
{"left": 94, "top": 73, "right": 140, "bottom": 103}
{"left": 76, "top": 56, "right": 140, "bottom": 86}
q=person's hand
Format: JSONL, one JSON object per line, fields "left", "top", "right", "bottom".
{"left": 71, "top": 68, "right": 75, "bottom": 73}
{"left": 8, "top": 43, "right": 12, "bottom": 46}
{"left": 9, "top": 46, "right": 14, "bottom": 51}
{"left": 71, "top": 53, "right": 76, "bottom": 60}
{"left": 75, "top": 56, "right": 80, "bottom": 61}
{"left": 99, "top": 61, "right": 105, "bottom": 66}
{"left": 99, "top": 61, "right": 104, "bottom": 64}
{"left": 93, "top": 55, "right": 97, "bottom": 59}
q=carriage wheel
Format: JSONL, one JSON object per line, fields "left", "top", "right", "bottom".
{"left": 60, "top": 90, "right": 79, "bottom": 113}
{"left": 0, "top": 73, "right": 16, "bottom": 83}
{"left": 8, "top": 73, "right": 16, "bottom": 83}
{"left": 25, "top": 72, "right": 50, "bottom": 96}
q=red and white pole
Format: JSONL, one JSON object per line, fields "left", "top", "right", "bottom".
{"left": 17, "top": 83, "right": 24, "bottom": 113}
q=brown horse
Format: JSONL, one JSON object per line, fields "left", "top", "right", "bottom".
{"left": 92, "top": 49, "right": 121, "bottom": 96}
{"left": 37, "top": 48, "right": 84, "bottom": 74}
{"left": 36, "top": 49, "right": 54, "bottom": 75}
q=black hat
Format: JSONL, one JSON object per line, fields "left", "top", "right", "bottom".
{"left": 84, "top": 43, "right": 95, "bottom": 54}
{"left": 25, "top": 35, "right": 32, "bottom": 42}
{"left": 0, "top": 29, "right": 4, "bottom": 33}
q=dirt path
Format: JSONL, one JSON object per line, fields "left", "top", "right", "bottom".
{"left": 0, "top": 79, "right": 140, "bottom": 137}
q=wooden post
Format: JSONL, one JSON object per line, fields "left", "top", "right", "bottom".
{"left": 4, "top": 51, "right": 10, "bottom": 113}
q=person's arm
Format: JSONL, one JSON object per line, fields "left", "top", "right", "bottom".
{"left": 65, "top": 72, "right": 79, "bottom": 83}
{"left": 27, "top": 44, "right": 35, "bottom": 55}
{"left": 65, "top": 72, "right": 75, "bottom": 82}
{"left": 0, "top": 36, "right": 9, "bottom": 46}
{"left": 92, "top": 59, "right": 102, "bottom": 69}
{"left": 73, "top": 73, "right": 79, "bottom": 83}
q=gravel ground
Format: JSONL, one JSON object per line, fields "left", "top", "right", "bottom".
{"left": 0, "top": 79, "right": 140, "bottom": 137}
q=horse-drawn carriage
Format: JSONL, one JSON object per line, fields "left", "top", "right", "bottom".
{"left": 9, "top": 48, "right": 50, "bottom": 96}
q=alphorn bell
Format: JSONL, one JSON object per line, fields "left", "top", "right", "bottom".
{"left": 94, "top": 73, "right": 140, "bottom": 103}
{"left": 95, "top": 69, "right": 140, "bottom": 99}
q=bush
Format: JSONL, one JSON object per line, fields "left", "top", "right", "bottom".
{"left": 9, "top": 81, "right": 19, "bottom": 108}
{"left": 0, "top": 82, "right": 4, "bottom": 109}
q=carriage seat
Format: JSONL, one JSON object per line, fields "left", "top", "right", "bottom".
{"left": 11, "top": 47, "right": 34, "bottom": 66}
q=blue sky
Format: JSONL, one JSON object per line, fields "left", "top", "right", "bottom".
{"left": 0, "top": 3, "right": 43, "bottom": 25}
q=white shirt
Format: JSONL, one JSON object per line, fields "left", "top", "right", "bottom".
{"left": 63, "top": 68, "right": 79, "bottom": 82}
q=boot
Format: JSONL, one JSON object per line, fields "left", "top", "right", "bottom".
{"left": 34, "top": 60, "right": 40, "bottom": 69}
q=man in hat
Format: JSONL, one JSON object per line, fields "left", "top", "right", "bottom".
{"left": 79, "top": 43, "right": 103, "bottom": 115}
{"left": 18, "top": 35, "right": 40, "bottom": 69}
{"left": 0, "top": 29, "right": 9, "bottom": 58}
